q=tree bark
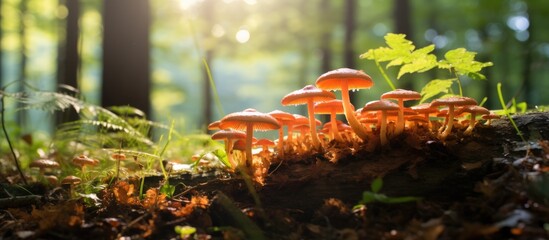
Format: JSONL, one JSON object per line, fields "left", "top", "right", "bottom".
{"left": 56, "top": 0, "right": 80, "bottom": 124}
{"left": 16, "top": 0, "right": 28, "bottom": 125}
{"left": 393, "top": 0, "right": 414, "bottom": 91}
{"left": 200, "top": 0, "right": 214, "bottom": 130}
{"left": 343, "top": 0, "right": 358, "bottom": 105}
{"left": 102, "top": 0, "right": 151, "bottom": 117}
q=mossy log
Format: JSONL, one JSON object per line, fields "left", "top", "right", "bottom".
{"left": 166, "top": 112, "right": 549, "bottom": 215}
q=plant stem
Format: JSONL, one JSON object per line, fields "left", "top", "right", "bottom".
{"left": 454, "top": 71, "right": 463, "bottom": 96}
{"left": 373, "top": 53, "right": 396, "bottom": 90}
{"left": 1, "top": 94, "right": 28, "bottom": 185}
{"left": 497, "top": 83, "right": 526, "bottom": 143}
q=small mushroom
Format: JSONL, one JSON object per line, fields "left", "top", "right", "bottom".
{"left": 430, "top": 97, "right": 477, "bottom": 140}
{"left": 61, "top": 175, "right": 81, "bottom": 197}
{"left": 268, "top": 110, "right": 296, "bottom": 158}
{"left": 72, "top": 155, "right": 99, "bottom": 174}
{"left": 111, "top": 152, "right": 127, "bottom": 181}
{"left": 380, "top": 89, "right": 421, "bottom": 135}
{"left": 361, "top": 100, "right": 400, "bottom": 146}
{"left": 254, "top": 138, "right": 275, "bottom": 158}
{"left": 314, "top": 99, "right": 349, "bottom": 142}
{"left": 29, "top": 158, "right": 60, "bottom": 175}
{"left": 211, "top": 129, "right": 247, "bottom": 169}
{"left": 460, "top": 105, "right": 490, "bottom": 135}
{"left": 316, "top": 68, "right": 374, "bottom": 141}
{"left": 281, "top": 85, "right": 336, "bottom": 148}
{"left": 219, "top": 108, "right": 280, "bottom": 168}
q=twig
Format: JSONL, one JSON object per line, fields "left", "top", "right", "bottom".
{"left": 0, "top": 195, "right": 42, "bottom": 209}
{"left": 0, "top": 94, "right": 28, "bottom": 185}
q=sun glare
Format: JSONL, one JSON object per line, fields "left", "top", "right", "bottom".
{"left": 179, "top": 0, "right": 201, "bottom": 10}
{"left": 236, "top": 29, "right": 250, "bottom": 43}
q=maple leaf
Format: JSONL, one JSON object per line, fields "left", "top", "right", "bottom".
{"left": 113, "top": 181, "right": 139, "bottom": 205}
{"left": 360, "top": 33, "right": 437, "bottom": 79}
{"left": 438, "top": 48, "right": 493, "bottom": 80}
{"left": 419, "top": 79, "right": 457, "bottom": 103}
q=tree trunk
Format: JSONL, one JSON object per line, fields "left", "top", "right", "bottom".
{"left": 393, "top": 0, "right": 414, "bottom": 91}
{"left": 102, "top": 0, "right": 151, "bottom": 117}
{"left": 56, "top": 0, "right": 80, "bottom": 124}
{"left": 201, "top": 0, "right": 214, "bottom": 130}
{"left": 16, "top": 0, "right": 28, "bottom": 126}
{"left": 0, "top": 1, "right": 3, "bottom": 87}
{"left": 343, "top": 0, "right": 358, "bottom": 105}
{"left": 318, "top": 0, "right": 332, "bottom": 123}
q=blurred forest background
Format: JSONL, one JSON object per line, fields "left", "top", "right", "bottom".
{"left": 1, "top": 0, "right": 548, "bottom": 136}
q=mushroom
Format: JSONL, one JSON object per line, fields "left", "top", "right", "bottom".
{"left": 381, "top": 89, "right": 421, "bottom": 135}
{"left": 361, "top": 100, "right": 400, "bottom": 146}
{"left": 61, "top": 175, "right": 81, "bottom": 197}
{"left": 460, "top": 105, "right": 490, "bottom": 135}
{"left": 316, "top": 68, "right": 374, "bottom": 141}
{"left": 219, "top": 108, "right": 280, "bottom": 168}
{"left": 482, "top": 113, "right": 501, "bottom": 126}
{"left": 430, "top": 97, "right": 477, "bottom": 139}
{"left": 72, "top": 155, "right": 99, "bottom": 174}
{"left": 314, "top": 99, "right": 349, "bottom": 142}
{"left": 207, "top": 120, "right": 221, "bottom": 131}
{"left": 29, "top": 158, "right": 60, "bottom": 175}
{"left": 281, "top": 85, "right": 336, "bottom": 148}
{"left": 211, "top": 129, "right": 247, "bottom": 169}
{"left": 254, "top": 138, "right": 275, "bottom": 158}
{"left": 268, "top": 110, "right": 296, "bottom": 158}
{"left": 111, "top": 152, "right": 126, "bottom": 181}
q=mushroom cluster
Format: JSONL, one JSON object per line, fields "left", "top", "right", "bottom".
{"left": 210, "top": 68, "right": 497, "bottom": 174}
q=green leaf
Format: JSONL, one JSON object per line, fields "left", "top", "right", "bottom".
{"left": 419, "top": 79, "right": 457, "bottom": 103}
{"left": 360, "top": 33, "right": 414, "bottom": 63}
{"left": 371, "top": 177, "right": 383, "bottom": 193}
{"left": 438, "top": 48, "right": 493, "bottom": 77}
{"left": 361, "top": 191, "right": 378, "bottom": 204}
{"left": 175, "top": 225, "right": 196, "bottom": 237}
{"left": 381, "top": 196, "right": 421, "bottom": 204}
{"left": 212, "top": 149, "right": 231, "bottom": 168}
{"left": 398, "top": 52, "right": 437, "bottom": 79}
{"left": 160, "top": 182, "right": 176, "bottom": 198}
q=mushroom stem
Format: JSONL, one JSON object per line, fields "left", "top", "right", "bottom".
{"left": 340, "top": 84, "right": 369, "bottom": 140}
{"left": 440, "top": 105, "right": 455, "bottom": 139}
{"left": 380, "top": 110, "right": 388, "bottom": 146}
{"left": 225, "top": 139, "right": 238, "bottom": 168}
{"left": 329, "top": 111, "right": 343, "bottom": 142}
{"left": 464, "top": 112, "right": 477, "bottom": 135}
{"left": 245, "top": 123, "right": 254, "bottom": 168}
{"left": 306, "top": 99, "right": 321, "bottom": 148}
{"left": 396, "top": 99, "right": 405, "bottom": 135}
{"left": 277, "top": 127, "right": 284, "bottom": 158}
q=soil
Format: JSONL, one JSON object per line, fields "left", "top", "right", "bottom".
{"left": 1, "top": 112, "right": 549, "bottom": 239}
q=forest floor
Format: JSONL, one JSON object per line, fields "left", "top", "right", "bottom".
{"left": 1, "top": 112, "right": 549, "bottom": 239}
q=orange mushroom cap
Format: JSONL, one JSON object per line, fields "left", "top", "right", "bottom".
{"left": 219, "top": 108, "right": 280, "bottom": 131}
{"left": 315, "top": 68, "right": 374, "bottom": 90}
{"left": 72, "top": 155, "right": 99, "bottom": 167}
{"left": 29, "top": 158, "right": 60, "bottom": 170}
{"left": 381, "top": 89, "right": 421, "bottom": 101}
{"left": 315, "top": 68, "right": 374, "bottom": 141}
{"left": 61, "top": 175, "right": 81, "bottom": 185}
{"left": 211, "top": 129, "right": 247, "bottom": 140}
{"left": 281, "top": 85, "right": 336, "bottom": 106}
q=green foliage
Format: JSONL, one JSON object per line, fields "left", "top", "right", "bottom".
{"left": 160, "top": 182, "right": 176, "bottom": 198}
{"left": 174, "top": 225, "right": 197, "bottom": 238}
{"left": 496, "top": 83, "right": 526, "bottom": 143}
{"left": 356, "top": 177, "right": 420, "bottom": 206}
{"left": 419, "top": 79, "right": 457, "bottom": 104}
{"left": 360, "top": 33, "right": 493, "bottom": 103}
{"left": 211, "top": 148, "right": 231, "bottom": 168}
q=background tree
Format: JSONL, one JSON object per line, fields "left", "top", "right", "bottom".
{"left": 102, "top": 0, "right": 151, "bottom": 117}
{"left": 56, "top": 0, "right": 80, "bottom": 123}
